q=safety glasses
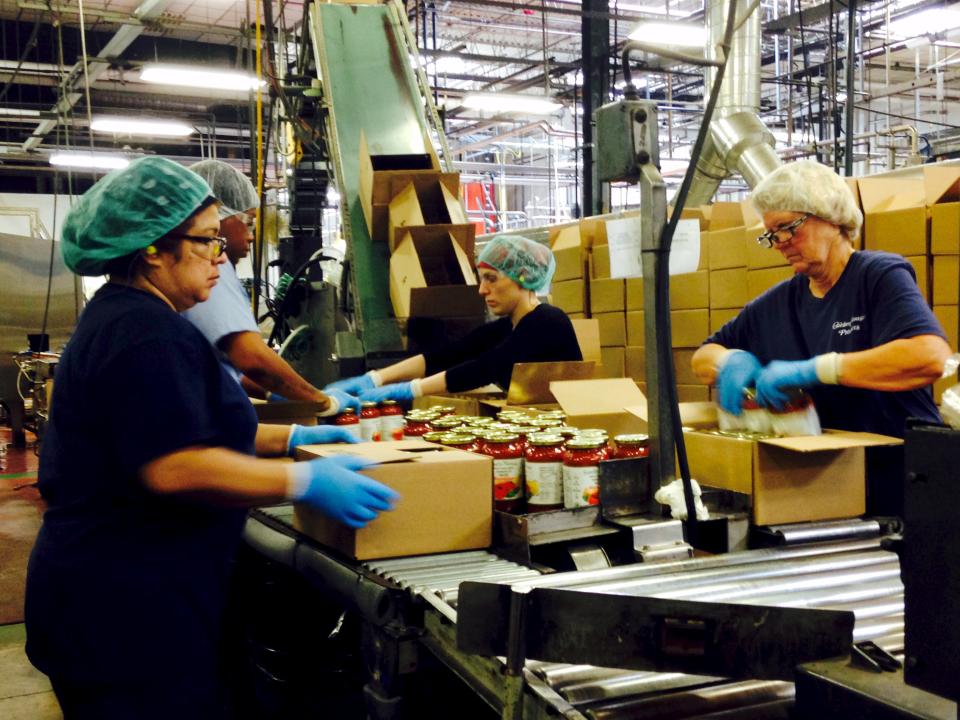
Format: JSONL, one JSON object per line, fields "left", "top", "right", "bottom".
{"left": 756, "top": 214, "right": 811, "bottom": 249}
{"left": 177, "top": 234, "right": 228, "bottom": 259}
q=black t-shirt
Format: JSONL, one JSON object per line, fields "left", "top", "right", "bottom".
{"left": 423, "top": 304, "right": 583, "bottom": 392}
{"left": 26, "top": 284, "right": 258, "bottom": 693}
{"left": 707, "top": 251, "right": 945, "bottom": 437}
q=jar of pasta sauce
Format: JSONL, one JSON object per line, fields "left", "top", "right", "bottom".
{"left": 430, "top": 417, "right": 464, "bottom": 433}
{"left": 403, "top": 415, "right": 433, "bottom": 439}
{"left": 613, "top": 434, "right": 649, "bottom": 459}
{"left": 482, "top": 433, "right": 524, "bottom": 514}
{"left": 440, "top": 433, "right": 479, "bottom": 453}
{"left": 563, "top": 437, "right": 608, "bottom": 508}
{"left": 379, "top": 400, "right": 405, "bottom": 440}
{"left": 422, "top": 431, "right": 447, "bottom": 444}
{"left": 524, "top": 434, "right": 565, "bottom": 512}
{"left": 359, "top": 402, "right": 381, "bottom": 442}
{"left": 333, "top": 407, "right": 362, "bottom": 441}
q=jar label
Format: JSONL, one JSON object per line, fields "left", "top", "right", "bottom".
{"left": 343, "top": 424, "right": 362, "bottom": 441}
{"left": 526, "top": 461, "right": 563, "bottom": 504}
{"left": 493, "top": 458, "right": 523, "bottom": 501}
{"left": 360, "top": 418, "right": 381, "bottom": 442}
{"left": 563, "top": 465, "right": 599, "bottom": 508}
{"left": 380, "top": 415, "right": 405, "bottom": 441}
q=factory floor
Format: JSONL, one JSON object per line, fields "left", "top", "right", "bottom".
{"left": 0, "top": 624, "right": 61, "bottom": 719}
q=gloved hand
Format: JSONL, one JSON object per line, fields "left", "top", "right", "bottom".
{"left": 288, "top": 423, "right": 359, "bottom": 456}
{"left": 359, "top": 382, "right": 418, "bottom": 404}
{"left": 325, "top": 372, "right": 377, "bottom": 397}
{"left": 716, "top": 350, "right": 762, "bottom": 415}
{"left": 290, "top": 455, "right": 399, "bottom": 528}
{"left": 324, "top": 388, "right": 361, "bottom": 415}
{"left": 754, "top": 359, "right": 819, "bottom": 410}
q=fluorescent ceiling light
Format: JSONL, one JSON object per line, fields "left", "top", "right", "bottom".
{"left": 422, "top": 54, "right": 466, "bottom": 75}
{"left": 91, "top": 116, "right": 194, "bottom": 137}
{"left": 49, "top": 151, "right": 130, "bottom": 170}
{"left": 461, "top": 93, "right": 562, "bottom": 115}
{"left": 614, "top": 78, "right": 648, "bottom": 89}
{"left": 887, "top": 8, "right": 960, "bottom": 38}
{"left": 140, "top": 64, "right": 263, "bottom": 92}
{"left": 628, "top": 21, "right": 706, "bottom": 47}
{"left": 617, "top": 3, "right": 694, "bottom": 18}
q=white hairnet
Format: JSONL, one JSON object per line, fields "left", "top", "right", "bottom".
{"left": 189, "top": 159, "right": 259, "bottom": 219}
{"left": 751, "top": 160, "right": 863, "bottom": 243}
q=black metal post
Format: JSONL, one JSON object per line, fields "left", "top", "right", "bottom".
{"left": 581, "top": 0, "right": 609, "bottom": 217}
{"left": 844, "top": 0, "right": 856, "bottom": 175}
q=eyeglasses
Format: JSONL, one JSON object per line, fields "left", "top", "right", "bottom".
{"left": 177, "top": 234, "right": 228, "bottom": 259}
{"left": 756, "top": 214, "right": 811, "bottom": 249}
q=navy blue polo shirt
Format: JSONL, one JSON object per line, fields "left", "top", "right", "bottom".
{"left": 707, "top": 251, "right": 945, "bottom": 437}
{"left": 26, "top": 283, "right": 258, "bottom": 695}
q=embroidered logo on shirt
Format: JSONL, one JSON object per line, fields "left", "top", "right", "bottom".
{"left": 833, "top": 314, "right": 865, "bottom": 336}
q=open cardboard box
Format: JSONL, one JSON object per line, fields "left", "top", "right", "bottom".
{"left": 389, "top": 228, "right": 485, "bottom": 318}
{"left": 388, "top": 179, "right": 472, "bottom": 252}
{"left": 293, "top": 441, "right": 493, "bottom": 560}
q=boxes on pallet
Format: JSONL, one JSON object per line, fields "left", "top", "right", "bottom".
{"left": 932, "top": 255, "right": 959, "bottom": 306}
{"left": 710, "top": 308, "right": 741, "bottom": 335}
{"left": 708, "top": 226, "right": 747, "bottom": 270}
{"left": 551, "top": 280, "right": 586, "bottom": 315}
{"left": 710, "top": 268, "right": 749, "bottom": 309}
{"left": 747, "top": 266, "right": 796, "bottom": 299}
{"left": 626, "top": 271, "right": 709, "bottom": 311}
{"left": 594, "top": 312, "right": 626, "bottom": 347}
{"left": 590, "top": 278, "right": 626, "bottom": 314}
{"left": 599, "top": 346, "right": 626, "bottom": 378}
{"left": 933, "top": 305, "right": 959, "bottom": 350}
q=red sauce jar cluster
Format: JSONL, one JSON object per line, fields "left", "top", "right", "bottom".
{"left": 359, "top": 402, "right": 381, "bottom": 442}
{"left": 379, "top": 400, "right": 405, "bottom": 440}
{"left": 333, "top": 407, "right": 361, "bottom": 441}
{"left": 562, "top": 437, "right": 609, "bottom": 508}
{"left": 524, "top": 434, "right": 565, "bottom": 512}
{"left": 612, "top": 434, "right": 649, "bottom": 459}
{"left": 481, "top": 432, "right": 524, "bottom": 514}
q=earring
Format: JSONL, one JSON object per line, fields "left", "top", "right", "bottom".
{"left": 144, "top": 245, "right": 158, "bottom": 255}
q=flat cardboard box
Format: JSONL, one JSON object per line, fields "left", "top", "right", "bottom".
{"left": 747, "top": 266, "right": 796, "bottom": 299}
{"left": 681, "top": 429, "right": 902, "bottom": 525}
{"left": 549, "top": 222, "right": 582, "bottom": 249}
{"left": 709, "top": 227, "right": 747, "bottom": 270}
{"left": 595, "top": 311, "right": 626, "bottom": 347}
{"left": 932, "top": 256, "right": 959, "bottom": 306}
{"left": 388, "top": 180, "right": 469, "bottom": 250}
{"left": 625, "top": 271, "right": 709, "bottom": 311}
{"left": 710, "top": 268, "right": 749, "bottom": 309}
{"left": 549, "top": 378, "right": 648, "bottom": 436}
{"left": 293, "top": 441, "right": 493, "bottom": 559}
{"left": 863, "top": 206, "right": 928, "bottom": 256}
{"left": 626, "top": 311, "right": 645, "bottom": 347}
{"left": 671, "top": 309, "right": 710, "bottom": 348}
{"left": 592, "top": 243, "right": 611, "bottom": 279}
{"left": 551, "top": 279, "right": 586, "bottom": 315}
{"left": 590, "top": 278, "right": 626, "bottom": 313}
{"left": 931, "top": 202, "right": 960, "bottom": 255}
{"left": 710, "top": 308, "right": 740, "bottom": 334}
{"left": 599, "top": 346, "right": 625, "bottom": 378}
{"left": 251, "top": 399, "right": 324, "bottom": 426}
{"left": 389, "top": 229, "right": 484, "bottom": 318}
{"left": 571, "top": 318, "right": 602, "bottom": 365}
{"left": 744, "top": 224, "right": 791, "bottom": 270}
{"left": 934, "top": 305, "right": 958, "bottom": 349}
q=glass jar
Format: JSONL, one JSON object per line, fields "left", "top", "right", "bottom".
{"left": 403, "top": 415, "right": 433, "bottom": 439}
{"left": 524, "top": 434, "right": 565, "bottom": 512}
{"left": 333, "top": 408, "right": 362, "bottom": 441}
{"left": 435, "top": 405, "right": 458, "bottom": 416}
{"left": 359, "top": 402, "right": 382, "bottom": 442}
{"left": 430, "top": 417, "right": 464, "bottom": 433}
{"left": 563, "top": 437, "right": 609, "bottom": 508}
{"left": 613, "top": 434, "right": 649, "bottom": 459}
{"left": 439, "top": 432, "right": 479, "bottom": 453}
{"left": 379, "top": 400, "right": 405, "bottom": 441}
{"left": 481, "top": 433, "right": 525, "bottom": 514}
{"left": 422, "top": 431, "right": 447, "bottom": 444}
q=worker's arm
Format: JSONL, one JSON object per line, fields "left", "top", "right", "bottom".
{"left": 219, "top": 331, "right": 330, "bottom": 407}
{"left": 691, "top": 343, "right": 732, "bottom": 385}
{"left": 375, "top": 354, "right": 427, "bottom": 384}
{"left": 837, "top": 334, "right": 951, "bottom": 391}
{"left": 255, "top": 423, "right": 294, "bottom": 457}
{"left": 240, "top": 375, "right": 269, "bottom": 400}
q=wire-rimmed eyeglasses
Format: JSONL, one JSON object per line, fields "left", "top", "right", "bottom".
{"left": 756, "top": 214, "right": 811, "bottom": 249}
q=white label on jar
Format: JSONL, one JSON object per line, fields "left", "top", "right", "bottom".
{"left": 525, "top": 461, "right": 563, "bottom": 505}
{"left": 380, "top": 414, "right": 405, "bottom": 441}
{"left": 360, "top": 417, "right": 381, "bottom": 442}
{"left": 340, "top": 423, "right": 362, "bottom": 441}
{"left": 493, "top": 457, "right": 523, "bottom": 501}
{"left": 563, "top": 465, "right": 599, "bottom": 508}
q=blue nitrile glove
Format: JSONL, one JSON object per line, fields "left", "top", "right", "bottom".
{"left": 754, "top": 358, "right": 819, "bottom": 410}
{"left": 288, "top": 423, "right": 359, "bottom": 456}
{"left": 325, "top": 388, "right": 361, "bottom": 414}
{"left": 359, "top": 381, "right": 417, "bottom": 404}
{"left": 267, "top": 393, "right": 287, "bottom": 402}
{"left": 325, "top": 372, "right": 377, "bottom": 397}
{"left": 716, "top": 350, "right": 762, "bottom": 415}
{"left": 289, "top": 455, "right": 399, "bottom": 528}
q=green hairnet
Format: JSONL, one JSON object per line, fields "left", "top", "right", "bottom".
{"left": 61, "top": 156, "right": 212, "bottom": 276}
{"left": 190, "top": 159, "right": 259, "bottom": 219}
{"left": 477, "top": 234, "right": 556, "bottom": 291}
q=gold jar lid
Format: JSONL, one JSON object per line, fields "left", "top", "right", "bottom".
{"left": 485, "top": 432, "right": 520, "bottom": 443}
{"left": 566, "top": 437, "right": 607, "bottom": 450}
{"left": 614, "top": 433, "right": 649, "bottom": 444}
{"left": 528, "top": 433, "right": 565, "bottom": 446}
{"left": 440, "top": 432, "right": 477, "bottom": 446}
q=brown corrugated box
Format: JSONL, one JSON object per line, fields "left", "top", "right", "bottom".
{"left": 744, "top": 224, "right": 792, "bottom": 270}
{"left": 626, "top": 271, "right": 709, "bottom": 311}
{"left": 252, "top": 399, "right": 325, "bottom": 426}
{"left": 549, "top": 378, "right": 647, "bottom": 436}
{"left": 932, "top": 255, "right": 959, "bottom": 305}
{"left": 671, "top": 309, "right": 710, "bottom": 347}
{"left": 595, "top": 311, "right": 626, "bottom": 347}
{"left": 710, "top": 308, "right": 740, "bottom": 334}
{"left": 590, "top": 278, "right": 626, "bottom": 313}
{"left": 710, "top": 268, "right": 749, "bottom": 309}
{"left": 388, "top": 180, "right": 471, "bottom": 252}
{"left": 599, "top": 347, "right": 625, "bottom": 378}
{"left": 293, "top": 441, "right": 492, "bottom": 560}
{"left": 747, "top": 266, "right": 796, "bottom": 299}
{"left": 934, "top": 305, "right": 959, "bottom": 349}
{"left": 551, "top": 279, "right": 587, "bottom": 314}
{"left": 551, "top": 223, "right": 587, "bottom": 281}
{"left": 708, "top": 226, "right": 747, "bottom": 270}
{"left": 623, "top": 347, "right": 705, "bottom": 386}
{"left": 389, "top": 229, "right": 484, "bottom": 318}
{"left": 931, "top": 202, "right": 960, "bottom": 255}
{"left": 626, "top": 311, "right": 645, "bottom": 347}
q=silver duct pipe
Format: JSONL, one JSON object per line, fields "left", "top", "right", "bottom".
{"left": 683, "top": 0, "right": 782, "bottom": 207}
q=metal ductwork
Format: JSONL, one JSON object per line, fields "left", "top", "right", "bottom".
{"left": 683, "top": 0, "right": 782, "bottom": 207}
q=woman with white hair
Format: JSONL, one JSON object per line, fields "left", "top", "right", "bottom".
{"left": 692, "top": 159, "right": 950, "bottom": 439}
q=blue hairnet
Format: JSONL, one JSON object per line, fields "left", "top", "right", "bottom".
{"left": 477, "top": 234, "right": 556, "bottom": 291}
{"left": 61, "top": 156, "right": 212, "bottom": 276}
{"left": 189, "top": 159, "right": 259, "bottom": 219}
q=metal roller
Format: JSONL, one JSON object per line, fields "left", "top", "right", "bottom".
{"left": 364, "top": 550, "right": 498, "bottom": 573}
{"left": 530, "top": 664, "right": 638, "bottom": 688}
{"left": 767, "top": 519, "right": 881, "bottom": 546}
{"left": 560, "top": 671, "right": 720, "bottom": 705}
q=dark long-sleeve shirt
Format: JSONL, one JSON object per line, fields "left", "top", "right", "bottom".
{"left": 423, "top": 304, "right": 583, "bottom": 392}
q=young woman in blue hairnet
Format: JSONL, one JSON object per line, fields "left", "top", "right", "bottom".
{"left": 329, "top": 234, "right": 582, "bottom": 402}
{"left": 24, "top": 157, "right": 398, "bottom": 719}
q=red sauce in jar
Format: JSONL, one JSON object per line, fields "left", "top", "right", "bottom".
{"left": 403, "top": 416, "right": 432, "bottom": 439}
{"left": 613, "top": 434, "right": 649, "bottom": 459}
{"left": 333, "top": 408, "right": 361, "bottom": 441}
{"left": 524, "top": 434, "right": 565, "bottom": 512}
{"left": 563, "top": 438, "right": 608, "bottom": 508}
{"left": 481, "top": 433, "right": 525, "bottom": 514}
{"left": 379, "top": 400, "right": 405, "bottom": 441}
{"left": 359, "top": 402, "right": 381, "bottom": 442}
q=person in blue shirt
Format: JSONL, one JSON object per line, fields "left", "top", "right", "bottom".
{"left": 182, "top": 160, "right": 357, "bottom": 412}
{"left": 693, "top": 160, "right": 950, "bottom": 439}
{"left": 24, "top": 157, "right": 398, "bottom": 720}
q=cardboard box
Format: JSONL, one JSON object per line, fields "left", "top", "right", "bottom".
{"left": 388, "top": 180, "right": 470, "bottom": 251}
{"left": 549, "top": 378, "right": 647, "bottom": 436}
{"left": 671, "top": 309, "right": 710, "bottom": 348}
{"left": 554, "top": 246, "right": 586, "bottom": 282}
{"left": 747, "top": 266, "right": 796, "bottom": 299}
{"left": 931, "top": 202, "right": 960, "bottom": 255}
{"left": 571, "top": 318, "right": 602, "bottom": 365}
{"left": 681, "top": 429, "right": 901, "bottom": 525}
{"left": 251, "top": 399, "right": 325, "bottom": 426}
{"left": 677, "top": 384, "right": 709, "bottom": 402}
{"left": 709, "top": 201, "right": 745, "bottom": 230}
{"left": 626, "top": 311, "right": 645, "bottom": 347}
{"left": 710, "top": 268, "right": 749, "bottom": 309}
{"left": 293, "top": 441, "right": 493, "bottom": 559}
{"left": 621, "top": 347, "right": 702, "bottom": 385}
{"left": 710, "top": 308, "right": 740, "bottom": 334}
{"left": 549, "top": 222, "right": 581, "bottom": 249}
{"left": 551, "top": 279, "right": 586, "bottom": 315}
{"left": 863, "top": 206, "right": 928, "bottom": 256}
{"left": 709, "top": 226, "right": 747, "bottom": 270}
{"left": 933, "top": 375, "right": 956, "bottom": 405}
{"left": 626, "top": 271, "right": 709, "bottom": 311}
{"left": 590, "top": 278, "right": 626, "bottom": 313}
{"left": 592, "top": 243, "right": 611, "bottom": 279}
{"left": 389, "top": 229, "right": 484, "bottom": 318}
{"left": 599, "top": 347, "right": 626, "bottom": 378}
{"left": 624, "top": 345, "right": 645, "bottom": 382}
{"left": 744, "top": 224, "right": 791, "bottom": 270}
{"left": 932, "top": 255, "right": 959, "bottom": 306}
{"left": 672, "top": 348, "right": 703, "bottom": 385}
{"left": 934, "top": 305, "right": 959, "bottom": 349}
{"left": 595, "top": 311, "right": 626, "bottom": 347}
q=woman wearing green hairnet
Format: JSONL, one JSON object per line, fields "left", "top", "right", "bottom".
{"left": 24, "top": 157, "right": 398, "bottom": 719}
{"left": 328, "top": 234, "right": 583, "bottom": 403}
